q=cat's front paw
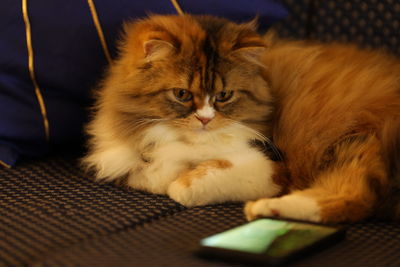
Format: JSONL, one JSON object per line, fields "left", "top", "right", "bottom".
{"left": 245, "top": 195, "right": 321, "bottom": 223}
{"left": 167, "top": 179, "right": 200, "bottom": 207}
{"left": 167, "top": 159, "right": 233, "bottom": 207}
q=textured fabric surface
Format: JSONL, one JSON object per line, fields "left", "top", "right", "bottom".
{"left": 0, "top": 155, "right": 185, "bottom": 266}
{"left": 1, "top": 156, "right": 400, "bottom": 266}
{"left": 309, "top": 0, "right": 400, "bottom": 54}
{"left": 294, "top": 222, "right": 400, "bottom": 267}
{"left": 39, "top": 204, "right": 247, "bottom": 267}
{"left": 275, "top": 0, "right": 400, "bottom": 56}
{"left": 273, "top": 0, "right": 314, "bottom": 39}
{"left": 39, "top": 208, "right": 400, "bottom": 267}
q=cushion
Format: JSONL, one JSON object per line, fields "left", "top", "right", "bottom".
{"left": 0, "top": 0, "right": 288, "bottom": 167}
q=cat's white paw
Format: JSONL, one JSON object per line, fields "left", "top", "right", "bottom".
{"left": 167, "top": 159, "right": 233, "bottom": 207}
{"left": 245, "top": 194, "right": 321, "bottom": 223}
{"left": 167, "top": 179, "right": 202, "bottom": 207}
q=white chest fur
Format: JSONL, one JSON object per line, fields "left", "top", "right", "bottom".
{"left": 128, "top": 124, "right": 252, "bottom": 191}
{"left": 88, "top": 123, "right": 280, "bottom": 206}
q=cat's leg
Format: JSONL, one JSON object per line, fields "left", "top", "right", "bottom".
{"left": 127, "top": 142, "right": 193, "bottom": 194}
{"left": 245, "top": 135, "right": 388, "bottom": 223}
{"left": 245, "top": 190, "right": 322, "bottom": 222}
{"left": 244, "top": 171, "right": 380, "bottom": 223}
{"left": 167, "top": 150, "right": 282, "bottom": 207}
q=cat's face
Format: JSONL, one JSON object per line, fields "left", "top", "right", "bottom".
{"left": 101, "top": 15, "right": 272, "bottom": 139}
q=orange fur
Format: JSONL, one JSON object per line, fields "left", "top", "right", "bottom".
{"left": 176, "top": 159, "right": 233, "bottom": 187}
{"left": 250, "top": 36, "right": 400, "bottom": 222}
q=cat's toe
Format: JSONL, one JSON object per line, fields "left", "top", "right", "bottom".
{"left": 245, "top": 198, "right": 276, "bottom": 221}
{"left": 167, "top": 180, "right": 198, "bottom": 207}
{"left": 244, "top": 201, "right": 257, "bottom": 221}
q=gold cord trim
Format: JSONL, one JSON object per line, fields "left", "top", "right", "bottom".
{"left": 22, "top": 0, "right": 50, "bottom": 141}
{"left": 170, "top": 0, "right": 184, "bottom": 15}
{"left": 0, "top": 160, "right": 11, "bottom": 169}
{"left": 87, "top": 0, "right": 113, "bottom": 64}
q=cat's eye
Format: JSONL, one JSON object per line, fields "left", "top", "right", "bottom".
{"left": 215, "top": 90, "right": 234, "bottom": 102}
{"left": 173, "top": 88, "right": 193, "bottom": 102}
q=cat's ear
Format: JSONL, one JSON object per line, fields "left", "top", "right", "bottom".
{"left": 143, "top": 39, "right": 175, "bottom": 61}
{"left": 240, "top": 16, "right": 259, "bottom": 32}
{"left": 233, "top": 45, "right": 265, "bottom": 62}
{"left": 231, "top": 43, "right": 266, "bottom": 68}
{"left": 230, "top": 18, "right": 266, "bottom": 67}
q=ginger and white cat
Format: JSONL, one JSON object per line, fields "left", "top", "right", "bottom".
{"left": 83, "top": 15, "right": 279, "bottom": 207}
{"left": 84, "top": 14, "right": 400, "bottom": 223}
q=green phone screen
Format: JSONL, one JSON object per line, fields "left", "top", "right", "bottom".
{"left": 201, "top": 218, "right": 338, "bottom": 258}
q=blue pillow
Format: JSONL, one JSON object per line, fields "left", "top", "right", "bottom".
{"left": 0, "top": 0, "right": 287, "bottom": 167}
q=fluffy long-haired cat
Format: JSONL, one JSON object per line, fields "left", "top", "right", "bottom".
{"left": 84, "top": 14, "right": 400, "bottom": 223}
{"left": 83, "top": 15, "right": 280, "bottom": 207}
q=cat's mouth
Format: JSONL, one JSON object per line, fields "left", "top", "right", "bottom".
{"left": 171, "top": 114, "right": 229, "bottom": 133}
{"left": 187, "top": 123, "right": 210, "bottom": 133}
{"left": 188, "top": 122, "right": 218, "bottom": 134}
{"left": 197, "top": 125, "right": 210, "bottom": 132}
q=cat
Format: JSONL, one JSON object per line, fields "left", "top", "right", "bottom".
{"left": 83, "top": 14, "right": 281, "bottom": 207}
{"left": 84, "top": 14, "right": 400, "bottom": 224}
{"left": 245, "top": 32, "right": 400, "bottom": 223}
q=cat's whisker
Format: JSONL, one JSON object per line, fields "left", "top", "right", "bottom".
{"left": 226, "top": 119, "right": 283, "bottom": 160}
{"left": 131, "top": 118, "right": 168, "bottom": 131}
{"left": 226, "top": 119, "right": 269, "bottom": 141}
{"left": 170, "top": 120, "right": 191, "bottom": 128}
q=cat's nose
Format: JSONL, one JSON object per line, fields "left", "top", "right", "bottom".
{"left": 195, "top": 116, "right": 212, "bottom": 125}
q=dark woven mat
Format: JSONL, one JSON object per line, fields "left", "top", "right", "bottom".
{"left": 0, "top": 155, "right": 185, "bottom": 266}
{"left": 38, "top": 203, "right": 247, "bottom": 267}
{"left": 1, "top": 154, "right": 398, "bottom": 266}
{"left": 38, "top": 204, "right": 400, "bottom": 267}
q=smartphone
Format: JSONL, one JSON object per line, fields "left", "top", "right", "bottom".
{"left": 197, "top": 218, "right": 346, "bottom": 266}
